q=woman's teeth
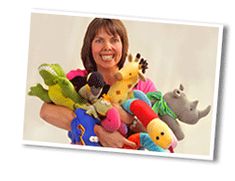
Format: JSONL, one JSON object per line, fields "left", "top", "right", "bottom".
{"left": 101, "top": 55, "right": 113, "bottom": 61}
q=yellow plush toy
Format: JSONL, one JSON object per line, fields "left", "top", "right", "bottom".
{"left": 106, "top": 53, "right": 148, "bottom": 104}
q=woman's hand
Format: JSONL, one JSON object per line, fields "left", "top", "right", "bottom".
{"left": 129, "top": 118, "right": 147, "bottom": 133}
{"left": 94, "top": 125, "right": 136, "bottom": 148}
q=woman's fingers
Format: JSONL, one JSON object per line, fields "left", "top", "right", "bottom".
{"left": 123, "top": 138, "right": 136, "bottom": 148}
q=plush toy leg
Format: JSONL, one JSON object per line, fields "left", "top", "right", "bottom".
{"left": 101, "top": 107, "right": 121, "bottom": 132}
{"left": 28, "top": 83, "right": 51, "bottom": 103}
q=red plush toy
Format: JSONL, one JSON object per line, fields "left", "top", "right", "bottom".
{"left": 128, "top": 99, "right": 177, "bottom": 152}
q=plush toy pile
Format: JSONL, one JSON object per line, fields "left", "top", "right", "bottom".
{"left": 28, "top": 54, "right": 211, "bottom": 153}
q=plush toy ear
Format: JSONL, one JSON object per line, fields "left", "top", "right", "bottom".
{"left": 179, "top": 84, "right": 184, "bottom": 91}
{"left": 134, "top": 53, "right": 141, "bottom": 62}
{"left": 191, "top": 100, "right": 199, "bottom": 109}
{"left": 173, "top": 89, "right": 181, "bottom": 98}
{"left": 114, "top": 72, "right": 123, "bottom": 81}
{"left": 128, "top": 54, "right": 133, "bottom": 62}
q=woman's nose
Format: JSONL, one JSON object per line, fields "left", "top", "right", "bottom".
{"left": 103, "top": 41, "right": 112, "bottom": 51}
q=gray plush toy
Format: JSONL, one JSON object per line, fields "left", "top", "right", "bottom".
{"left": 147, "top": 84, "right": 211, "bottom": 141}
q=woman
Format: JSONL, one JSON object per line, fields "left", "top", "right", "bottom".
{"left": 40, "top": 18, "right": 157, "bottom": 148}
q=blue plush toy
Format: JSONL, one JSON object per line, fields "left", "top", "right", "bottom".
{"left": 68, "top": 108, "right": 100, "bottom": 146}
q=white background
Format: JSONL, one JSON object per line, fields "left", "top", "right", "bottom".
{"left": 0, "top": 0, "right": 233, "bottom": 180}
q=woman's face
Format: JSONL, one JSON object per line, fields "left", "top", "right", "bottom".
{"left": 91, "top": 28, "right": 123, "bottom": 71}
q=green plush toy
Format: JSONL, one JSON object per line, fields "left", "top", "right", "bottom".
{"left": 28, "top": 63, "right": 98, "bottom": 118}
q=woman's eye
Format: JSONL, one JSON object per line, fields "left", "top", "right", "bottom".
{"left": 111, "top": 37, "right": 120, "bottom": 43}
{"left": 95, "top": 39, "right": 103, "bottom": 43}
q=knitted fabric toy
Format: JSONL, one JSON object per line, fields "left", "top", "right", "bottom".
{"left": 106, "top": 53, "right": 148, "bottom": 104}
{"left": 68, "top": 108, "right": 100, "bottom": 146}
{"left": 28, "top": 63, "right": 98, "bottom": 118}
{"left": 70, "top": 72, "right": 125, "bottom": 135}
{"left": 71, "top": 72, "right": 106, "bottom": 103}
{"left": 123, "top": 99, "right": 177, "bottom": 152}
{"left": 123, "top": 132, "right": 165, "bottom": 152}
{"left": 147, "top": 84, "right": 211, "bottom": 141}
{"left": 147, "top": 91, "right": 177, "bottom": 119}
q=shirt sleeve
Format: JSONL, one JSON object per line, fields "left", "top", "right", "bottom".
{"left": 134, "top": 78, "right": 157, "bottom": 94}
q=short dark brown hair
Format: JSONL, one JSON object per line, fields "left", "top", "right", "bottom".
{"left": 81, "top": 18, "right": 129, "bottom": 73}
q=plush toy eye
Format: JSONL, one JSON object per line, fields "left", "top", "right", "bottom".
{"left": 89, "top": 136, "right": 99, "bottom": 143}
{"left": 161, "top": 132, "right": 164, "bottom": 136}
{"left": 156, "top": 136, "right": 160, "bottom": 140}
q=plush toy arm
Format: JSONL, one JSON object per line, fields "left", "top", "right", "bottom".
{"left": 28, "top": 83, "right": 51, "bottom": 103}
{"left": 68, "top": 117, "right": 82, "bottom": 144}
{"left": 57, "top": 77, "right": 87, "bottom": 104}
{"left": 160, "top": 115, "right": 185, "bottom": 141}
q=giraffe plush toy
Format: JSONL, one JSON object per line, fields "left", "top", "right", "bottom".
{"left": 106, "top": 53, "right": 148, "bottom": 104}
{"left": 100, "top": 53, "right": 148, "bottom": 133}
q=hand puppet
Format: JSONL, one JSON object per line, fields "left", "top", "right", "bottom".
{"left": 147, "top": 84, "right": 211, "bottom": 141}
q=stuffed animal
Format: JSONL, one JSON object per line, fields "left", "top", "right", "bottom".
{"left": 71, "top": 72, "right": 106, "bottom": 104}
{"left": 147, "top": 84, "right": 211, "bottom": 141}
{"left": 106, "top": 53, "right": 148, "bottom": 104}
{"left": 70, "top": 72, "right": 125, "bottom": 135}
{"left": 123, "top": 132, "right": 166, "bottom": 152}
{"left": 28, "top": 63, "right": 98, "bottom": 118}
{"left": 122, "top": 99, "right": 177, "bottom": 152}
{"left": 68, "top": 108, "right": 100, "bottom": 146}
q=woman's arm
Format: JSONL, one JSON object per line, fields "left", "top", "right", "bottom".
{"left": 112, "top": 103, "right": 134, "bottom": 124}
{"left": 40, "top": 103, "right": 135, "bottom": 148}
{"left": 40, "top": 103, "right": 76, "bottom": 131}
